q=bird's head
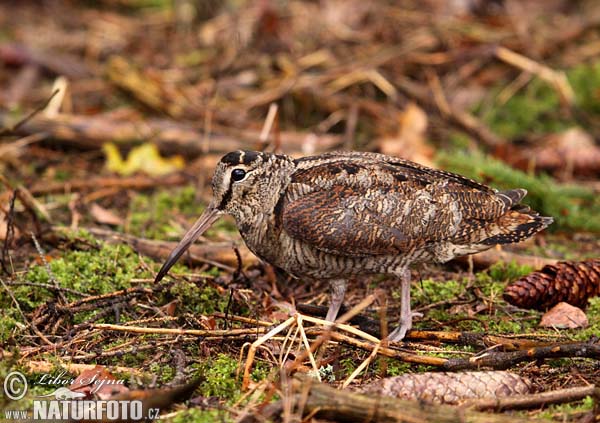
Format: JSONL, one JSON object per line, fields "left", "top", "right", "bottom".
{"left": 154, "top": 150, "right": 294, "bottom": 283}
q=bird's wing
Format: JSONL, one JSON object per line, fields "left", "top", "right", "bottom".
{"left": 283, "top": 158, "right": 515, "bottom": 257}
{"left": 283, "top": 184, "right": 413, "bottom": 257}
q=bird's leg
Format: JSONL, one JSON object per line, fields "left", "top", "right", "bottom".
{"left": 325, "top": 279, "right": 347, "bottom": 322}
{"left": 388, "top": 268, "right": 417, "bottom": 341}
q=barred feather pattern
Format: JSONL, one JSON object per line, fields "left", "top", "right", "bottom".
{"left": 212, "top": 151, "right": 552, "bottom": 279}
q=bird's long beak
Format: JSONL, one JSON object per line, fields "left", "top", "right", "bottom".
{"left": 154, "top": 203, "right": 222, "bottom": 283}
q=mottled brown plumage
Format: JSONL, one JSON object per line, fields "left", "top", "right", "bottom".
{"left": 155, "top": 150, "right": 553, "bottom": 340}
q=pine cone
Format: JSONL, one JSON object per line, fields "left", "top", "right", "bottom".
{"left": 360, "top": 371, "right": 532, "bottom": 404}
{"left": 503, "top": 259, "right": 600, "bottom": 310}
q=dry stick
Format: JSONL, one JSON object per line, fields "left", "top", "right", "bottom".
{"left": 342, "top": 342, "right": 381, "bottom": 388}
{"left": 60, "top": 286, "right": 153, "bottom": 309}
{"left": 242, "top": 297, "right": 382, "bottom": 391}
{"left": 494, "top": 46, "right": 575, "bottom": 106}
{"left": 51, "top": 225, "right": 257, "bottom": 270}
{"left": 393, "top": 74, "right": 505, "bottom": 149}
{"left": 325, "top": 331, "right": 447, "bottom": 366}
{"left": 241, "top": 377, "right": 535, "bottom": 423}
{"left": 258, "top": 102, "right": 278, "bottom": 151}
{"left": 1, "top": 189, "right": 17, "bottom": 275}
{"left": 212, "top": 312, "right": 273, "bottom": 327}
{"left": 297, "top": 304, "right": 549, "bottom": 350}
{"left": 463, "top": 385, "right": 596, "bottom": 411}
{"left": 93, "top": 323, "right": 268, "bottom": 338}
{"left": 442, "top": 342, "right": 600, "bottom": 371}
{"left": 30, "top": 232, "right": 65, "bottom": 303}
{"left": 452, "top": 248, "right": 559, "bottom": 270}
{"left": 1, "top": 280, "right": 54, "bottom": 346}
{"left": 0, "top": 88, "right": 59, "bottom": 136}
{"left": 0, "top": 174, "right": 50, "bottom": 222}
{"left": 0, "top": 112, "right": 342, "bottom": 157}
{"left": 30, "top": 173, "right": 188, "bottom": 195}
{"left": 0, "top": 132, "right": 48, "bottom": 156}
{"left": 296, "top": 315, "right": 321, "bottom": 381}
{"left": 6, "top": 281, "right": 89, "bottom": 297}
{"left": 66, "top": 338, "right": 192, "bottom": 361}
{"left": 1, "top": 353, "right": 144, "bottom": 377}
{"left": 241, "top": 316, "right": 297, "bottom": 390}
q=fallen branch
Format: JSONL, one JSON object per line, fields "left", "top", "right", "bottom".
{"left": 442, "top": 342, "right": 600, "bottom": 371}
{"left": 240, "top": 376, "right": 536, "bottom": 423}
{"left": 0, "top": 112, "right": 342, "bottom": 157}
{"left": 453, "top": 248, "right": 559, "bottom": 270}
{"left": 464, "top": 385, "right": 597, "bottom": 411}
{"left": 495, "top": 46, "right": 575, "bottom": 106}
{"left": 49, "top": 226, "right": 259, "bottom": 269}
{"left": 93, "top": 323, "right": 266, "bottom": 338}
{"left": 30, "top": 173, "right": 188, "bottom": 195}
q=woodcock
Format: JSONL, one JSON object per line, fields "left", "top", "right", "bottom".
{"left": 155, "top": 150, "right": 553, "bottom": 341}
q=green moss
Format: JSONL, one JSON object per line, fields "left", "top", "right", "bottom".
{"left": 480, "top": 60, "right": 600, "bottom": 138}
{"left": 0, "top": 242, "right": 151, "bottom": 342}
{"left": 24, "top": 243, "right": 145, "bottom": 300}
{"left": 127, "top": 185, "right": 239, "bottom": 242}
{"left": 168, "top": 408, "right": 232, "bottom": 423}
{"left": 378, "top": 359, "right": 412, "bottom": 376}
{"left": 195, "top": 354, "right": 241, "bottom": 401}
{"left": 437, "top": 150, "right": 600, "bottom": 232}
{"left": 481, "top": 78, "right": 566, "bottom": 138}
{"left": 168, "top": 282, "right": 229, "bottom": 315}
{"left": 569, "top": 297, "right": 600, "bottom": 341}
{"left": 487, "top": 261, "right": 533, "bottom": 283}
{"left": 536, "top": 395, "right": 594, "bottom": 420}
{"left": 340, "top": 357, "right": 359, "bottom": 374}
{"left": 190, "top": 353, "right": 271, "bottom": 406}
{"left": 149, "top": 362, "right": 176, "bottom": 384}
{"left": 406, "top": 278, "right": 466, "bottom": 306}
{"left": 567, "top": 61, "right": 600, "bottom": 114}
{"left": 128, "top": 185, "right": 205, "bottom": 240}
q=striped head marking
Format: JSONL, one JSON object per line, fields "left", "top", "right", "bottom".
{"left": 212, "top": 150, "right": 269, "bottom": 211}
{"left": 154, "top": 150, "right": 291, "bottom": 283}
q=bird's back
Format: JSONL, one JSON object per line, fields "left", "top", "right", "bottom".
{"left": 279, "top": 151, "right": 552, "bottom": 268}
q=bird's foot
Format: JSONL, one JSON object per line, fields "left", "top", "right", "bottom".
{"left": 387, "top": 311, "right": 422, "bottom": 342}
{"left": 325, "top": 279, "right": 347, "bottom": 322}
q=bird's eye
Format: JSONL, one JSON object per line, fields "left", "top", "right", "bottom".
{"left": 231, "top": 168, "right": 247, "bottom": 182}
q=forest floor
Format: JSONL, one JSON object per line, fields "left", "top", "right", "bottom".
{"left": 1, "top": 1, "right": 599, "bottom": 422}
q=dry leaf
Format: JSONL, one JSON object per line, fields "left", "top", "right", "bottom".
{"left": 378, "top": 102, "right": 434, "bottom": 167}
{"left": 70, "top": 365, "right": 129, "bottom": 400}
{"left": 103, "top": 142, "right": 185, "bottom": 176}
{"left": 511, "top": 127, "right": 600, "bottom": 178}
{"left": 539, "top": 302, "right": 588, "bottom": 329}
{"left": 0, "top": 211, "right": 20, "bottom": 241}
{"left": 89, "top": 203, "right": 124, "bottom": 226}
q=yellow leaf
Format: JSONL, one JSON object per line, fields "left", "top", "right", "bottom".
{"left": 103, "top": 143, "right": 185, "bottom": 176}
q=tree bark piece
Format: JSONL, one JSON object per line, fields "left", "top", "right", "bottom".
{"left": 240, "top": 377, "right": 537, "bottom": 423}
{"left": 50, "top": 226, "right": 259, "bottom": 269}
{"left": 0, "top": 112, "right": 342, "bottom": 157}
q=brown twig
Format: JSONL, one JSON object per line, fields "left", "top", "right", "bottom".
{"left": 93, "top": 323, "right": 268, "bottom": 338}
{"left": 0, "top": 88, "right": 59, "bottom": 136}
{"left": 240, "top": 376, "right": 535, "bottom": 423}
{"left": 442, "top": 342, "right": 600, "bottom": 371}
{"left": 463, "top": 385, "right": 596, "bottom": 411}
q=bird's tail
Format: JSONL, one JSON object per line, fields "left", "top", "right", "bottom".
{"left": 479, "top": 189, "right": 553, "bottom": 246}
